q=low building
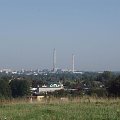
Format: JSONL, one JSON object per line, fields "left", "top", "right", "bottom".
{"left": 31, "top": 82, "right": 64, "bottom": 94}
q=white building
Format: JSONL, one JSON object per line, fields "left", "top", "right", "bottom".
{"left": 31, "top": 82, "right": 64, "bottom": 94}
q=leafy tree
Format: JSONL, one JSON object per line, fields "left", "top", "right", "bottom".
{"left": 32, "top": 80, "right": 44, "bottom": 87}
{"left": 96, "top": 71, "right": 114, "bottom": 85}
{"left": 107, "top": 75, "right": 120, "bottom": 97}
{"left": 102, "top": 71, "right": 113, "bottom": 80}
{"left": 10, "top": 80, "right": 31, "bottom": 98}
{"left": 0, "top": 79, "right": 11, "bottom": 99}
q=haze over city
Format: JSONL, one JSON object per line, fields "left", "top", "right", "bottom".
{"left": 0, "top": 0, "right": 120, "bottom": 71}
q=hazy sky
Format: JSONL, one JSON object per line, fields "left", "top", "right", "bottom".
{"left": 0, "top": 0, "right": 120, "bottom": 71}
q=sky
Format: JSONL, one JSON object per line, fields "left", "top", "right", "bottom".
{"left": 0, "top": 0, "right": 120, "bottom": 71}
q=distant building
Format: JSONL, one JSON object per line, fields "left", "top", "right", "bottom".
{"left": 31, "top": 82, "right": 64, "bottom": 94}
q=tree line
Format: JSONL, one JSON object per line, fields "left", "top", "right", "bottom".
{"left": 0, "top": 77, "right": 30, "bottom": 99}
{"left": 0, "top": 71, "right": 120, "bottom": 99}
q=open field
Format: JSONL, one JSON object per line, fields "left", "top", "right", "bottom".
{"left": 0, "top": 98, "right": 120, "bottom": 120}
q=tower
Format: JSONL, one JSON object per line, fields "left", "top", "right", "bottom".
{"left": 53, "top": 48, "right": 56, "bottom": 72}
{"left": 72, "top": 54, "right": 75, "bottom": 73}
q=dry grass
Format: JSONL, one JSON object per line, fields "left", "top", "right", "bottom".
{"left": 0, "top": 97, "right": 120, "bottom": 120}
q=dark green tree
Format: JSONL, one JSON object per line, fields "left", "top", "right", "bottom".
{"left": 107, "top": 75, "right": 120, "bottom": 97}
{"left": 10, "top": 80, "right": 31, "bottom": 98}
{"left": 0, "top": 79, "right": 11, "bottom": 99}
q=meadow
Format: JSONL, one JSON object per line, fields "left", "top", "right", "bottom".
{"left": 0, "top": 97, "right": 120, "bottom": 120}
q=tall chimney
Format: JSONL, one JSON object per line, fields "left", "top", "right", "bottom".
{"left": 53, "top": 48, "right": 56, "bottom": 72}
{"left": 72, "top": 54, "right": 75, "bottom": 73}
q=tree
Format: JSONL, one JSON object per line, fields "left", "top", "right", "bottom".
{"left": 107, "top": 75, "right": 120, "bottom": 97}
{"left": 102, "top": 71, "right": 113, "bottom": 80}
{"left": 10, "top": 80, "right": 31, "bottom": 98}
{"left": 0, "top": 79, "right": 11, "bottom": 99}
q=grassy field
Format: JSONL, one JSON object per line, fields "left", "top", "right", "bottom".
{"left": 0, "top": 97, "right": 120, "bottom": 120}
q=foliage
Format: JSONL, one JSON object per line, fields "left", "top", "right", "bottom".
{"left": 0, "top": 78, "right": 11, "bottom": 99}
{"left": 107, "top": 75, "right": 120, "bottom": 97}
{"left": 0, "top": 71, "right": 120, "bottom": 99}
{"left": 10, "top": 80, "right": 31, "bottom": 98}
{"left": 90, "top": 88, "right": 107, "bottom": 97}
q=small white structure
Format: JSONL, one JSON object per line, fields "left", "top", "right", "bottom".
{"left": 36, "top": 96, "right": 44, "bottom": 101}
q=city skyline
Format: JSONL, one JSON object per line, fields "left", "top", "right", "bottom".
{"left": 0, "top": 0, "right": 120, "bottom": 71}
{"left": 0, "top": 48, "right": 76, "bottom": 72}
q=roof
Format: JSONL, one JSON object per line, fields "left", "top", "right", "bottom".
{"left": 41, "top": 83, "right": 63, "bottom": 88}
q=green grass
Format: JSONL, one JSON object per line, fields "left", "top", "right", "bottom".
{"left": 0, "top": 98, "right": 120, "bottom": 120}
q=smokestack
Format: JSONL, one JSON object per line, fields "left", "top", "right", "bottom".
{"left": 72, "top": 54, "right": 75, "bottom": 73}
{"left": 53, "top": 48, "right": 56, "bottom": 72}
